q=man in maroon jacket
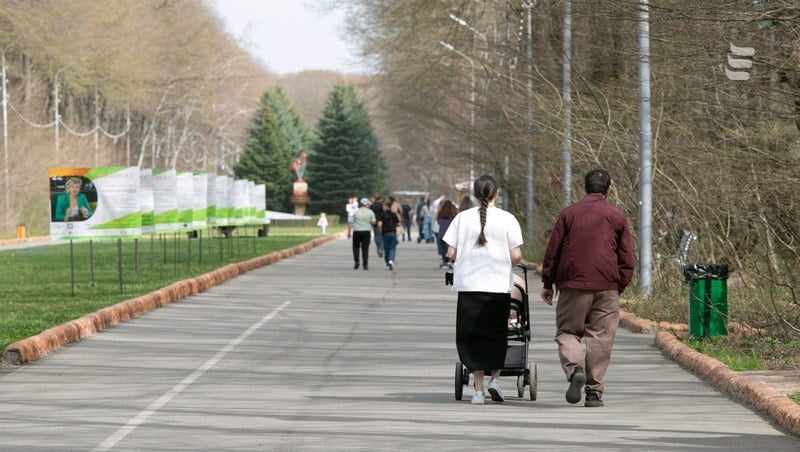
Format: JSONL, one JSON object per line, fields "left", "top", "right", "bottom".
{"left": 540, "top": 169, "right": 634, "bottom": 407}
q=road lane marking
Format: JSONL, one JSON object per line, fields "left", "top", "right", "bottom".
{"left": 93, "top": 301, "right": 291, "bottom": 451}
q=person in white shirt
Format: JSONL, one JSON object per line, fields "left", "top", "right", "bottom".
{"left": 316, "top": 212, "right": 329, "bottom": 235}
{"left": 345, "top": 197, "right": 358, "bottom": 224}
{"left": 348, "top": 198, "right": 377, "bottom": 270}
{"left": 443, "top": 174, "right": 523, "bottom": 405}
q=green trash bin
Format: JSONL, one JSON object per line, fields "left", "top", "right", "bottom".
{"left": 683, "top": 264, "right": 729, "bottom": 337}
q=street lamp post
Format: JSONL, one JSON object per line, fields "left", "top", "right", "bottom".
{"left": 637, "top": 0, "right": 654, "bottom": 298}
{"left": 448, "top": 13, "right": 489, "bottom": 63}
{"left": 561, "top": 0, "right": 572, "bottom": 208}
{"left": 53, "top": 68, "right": 63, "bottom": 164}
{"left": 440, "top": 41, "right": 475, "bottom": 192}
{"left": 523, "top": 0, "right": 534, "bottom": 237}
{"left": 449, "top": 12, "right": 501, "bottom": 205}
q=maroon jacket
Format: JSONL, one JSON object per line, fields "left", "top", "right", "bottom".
{"left": 541, "top": 194, "right": 634, "bottom": 293}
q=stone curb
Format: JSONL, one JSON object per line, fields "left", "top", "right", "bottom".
{"left": 1, "top": 232, "right": 344, "bottom": 366}
{"left": 619, "top": 310, "right": 800, "bottom": 437}
{"left": 0, "top": 236, "right": 49, "bottom": 246}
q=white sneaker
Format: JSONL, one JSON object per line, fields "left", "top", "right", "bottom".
{"left": 388, "top": 260, "right": 394, "bottom": 270}
{"left": 471, "top": 390, "right": 485, "bottom": 404}
{"left": 487, "top": 378, "right": 504, "bottom": 402}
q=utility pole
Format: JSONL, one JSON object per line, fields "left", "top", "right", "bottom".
{"left": 524, "top": 0, "right": 534, "bottom": 237}
{"left": 54, "top": 71, "right": 60, "bottom": 164}
{"left": 561, "top": 0, "right": 572, "bottom": 208}
{"left": 94, "top": 89, "right": 99, "bottom": 166}
{"left": 637, "top": 0, "right": 653, "bottom": 298}
{"left": 440, "top": 41, "right": 476, "bottom": 192}
{"left": 2, "top": 53, "right": 8, "bottom": 230}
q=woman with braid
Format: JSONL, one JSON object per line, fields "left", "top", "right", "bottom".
{"left": 443, "top": 174, "right": 523, "bottom": 404}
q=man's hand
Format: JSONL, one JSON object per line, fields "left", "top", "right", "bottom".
{"left": 540, "top": 288, "right": 555, "bottom": 305}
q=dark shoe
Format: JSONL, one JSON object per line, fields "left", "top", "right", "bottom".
{"left": 354, "top": 263, "right": 359, "bottom": 270}
{"left": 363, "top": 266, "right": 368, "bottom": 270}
{"left": 566, "top": 367, "right": 586, "bottom": 404}
{"left": 585, "top": 393, "right": 604, "bottom": 407}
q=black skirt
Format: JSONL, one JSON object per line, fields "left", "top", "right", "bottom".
{"left": 456, "top": 291, "right": 510, "bottom": 372}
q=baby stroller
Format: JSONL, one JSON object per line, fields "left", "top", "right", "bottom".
{"left": 454, "top": 264, "right": 537, "bottom": 401}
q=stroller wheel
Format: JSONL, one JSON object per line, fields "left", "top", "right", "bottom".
{"left": 455, "top": 361, "right": 466, "bottom": 400}
{"left": 516, "top": 374, "right": 524, "bottom": 398}
{"left": 529, "top": 363, "right": 538, "bottom": 401}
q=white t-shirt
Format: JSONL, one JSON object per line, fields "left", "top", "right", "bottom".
{"left": 431, "top": 197, "right": 444, "bottom": 233}
{"left": 346, "top": 201, "right": 357, "bottom": 217}
{"left": 442, "top": 206, "right": 523, "bottom": 293}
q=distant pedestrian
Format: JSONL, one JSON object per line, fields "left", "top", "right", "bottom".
{"left": 345, "top": 197, "right": 358, "bottom": 224}
{"left": 348, "top": 197, "right": 376, "bottom": 270}
{"left": 540, "top": 169, "right": 634, "bottom": 408}
{"left": 416, "top": 197, "right": 426, "bottom": 243}
{"left": 419, "top": 200, "right": 433, "bottom": 243}
{"left": 430, "top": 193, "right": 445, "bottom": 248}
{"left": 435, "top": 199, "right": 458, "bottom": 268}
{"left": 388, "top": 196, "right": 404, "bottom": 238}
{"left": 370, "top": 193, "right": 385, "bottom": 258}
{"left": 459, "top": 194, "right": 473, "bottom": 212}
{"left": 377, "top": 200, "right": 400, "bottom": 270}
{"left": 316, "top": 212, "right": 329, "bottom": 235}
{"left": 401, "top": 199, "right": 413, "bottom": 241}
{"left": 444, "top": 174, "right": 523, "bottom": 404}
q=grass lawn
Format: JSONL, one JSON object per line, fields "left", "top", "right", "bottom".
{"left": 0, "top": 225, "right": 345, "bottom": 352}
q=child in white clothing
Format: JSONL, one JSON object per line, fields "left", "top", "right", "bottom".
{"left": 317, "top": 212, "right": 329, "bottom": 235}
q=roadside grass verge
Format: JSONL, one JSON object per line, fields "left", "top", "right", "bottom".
{"left": 624, "top": 280, "right": 800, "bottom": 372}
{"left": 0, "top": 225, "right": 343, "bottom": 352}
{"left": 685, "top": 336, "right": 766, "bottom": 371}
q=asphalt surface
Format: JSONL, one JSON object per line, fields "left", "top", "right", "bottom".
{"left": 1, "top": 235, "right": 799, "bottom": 450}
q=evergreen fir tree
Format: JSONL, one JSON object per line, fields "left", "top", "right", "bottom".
{"left": 234, "top": 90, "right": 294, "bottom": 212}
{"left": 271, "top": 86, "right": 316, "bottom": 160}
{"left": 307, "top": 84, "right": 386, "bottom": 216}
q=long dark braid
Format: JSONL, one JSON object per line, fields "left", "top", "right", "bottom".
{"left": 473, "top": 175, "right": 498, "bottom": 247}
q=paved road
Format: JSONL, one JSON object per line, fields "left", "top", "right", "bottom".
{"left": 1, "top": 236, "right": 798, "bottom": 450}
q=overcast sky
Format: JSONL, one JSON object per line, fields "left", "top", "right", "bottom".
{"left": 207, "top": 0, "right": 365, "bottom": 75}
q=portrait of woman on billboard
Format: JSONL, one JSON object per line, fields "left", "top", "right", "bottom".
{"left": 52, "top": 176, "right": 94, "bottom": 222}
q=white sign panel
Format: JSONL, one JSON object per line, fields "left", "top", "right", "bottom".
{"left": 49, "top": 167, "right": 142, "bottom": 240}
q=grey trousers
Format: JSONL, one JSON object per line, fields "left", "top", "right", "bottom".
{"left": 554, "top": 288, "right": 620, "bottom": 397}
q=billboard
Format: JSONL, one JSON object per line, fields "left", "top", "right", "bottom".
{"left": 49, "top": 167, "right": 142, "bottom": 240}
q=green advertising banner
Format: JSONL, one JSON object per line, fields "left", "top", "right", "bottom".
{"left": 214, "top": 175, "right": 230, "bottom": 226}
{"left": 192, "top": 173, "right": 208, "bottom": 229}
{"left": 152, "top": 169, "right": 181, "bottom": 233}
{"left": 140, "top": 168, "right": 155, "bottom": 234}
{"left": 49, "top": 167, "right": 142, "bottom": 240}
{"left": 233, "top": 179, "right": 248, "bottom": 225}
{"left": 255, "top": 183, "right": 267, "bottom": 225}
{"left": 176, "top": 172, "right": 194, "bottom": 229}
{"left": 204, "top": 173, "right": 216, "bottom": 226}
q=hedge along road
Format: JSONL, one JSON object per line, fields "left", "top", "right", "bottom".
{"left": 0, "top": 236, "right": 798, "bottom": 450}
